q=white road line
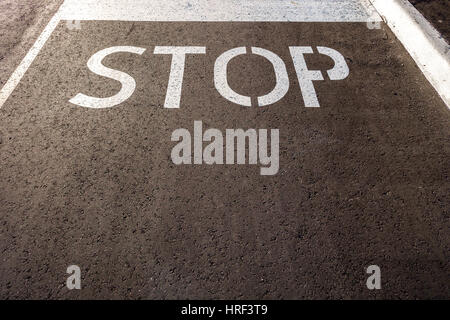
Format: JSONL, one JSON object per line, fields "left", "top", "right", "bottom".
{"left": 0, "top": 12, "right": 61, "bottom": 109}
{"left": 370, "top": 0, "right": 450, "bottom": 108}
{"left": 58, "top": 0, "right": 379, "bottom": 22}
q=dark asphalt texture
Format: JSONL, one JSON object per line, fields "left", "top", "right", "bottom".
{"left": 0, "top": 3, "right": 449, "bottom": 299}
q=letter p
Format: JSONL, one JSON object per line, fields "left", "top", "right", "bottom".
{"left": 289, "top": 46, "right": 349, "bottom": 107}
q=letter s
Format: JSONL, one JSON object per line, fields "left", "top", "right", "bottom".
{"left": 70, "top": 46, "right": 146, "bottom": 109}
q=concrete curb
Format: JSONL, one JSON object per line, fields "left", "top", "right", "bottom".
{"left": 370, "top": 0, "right": 450, "bottom": 108}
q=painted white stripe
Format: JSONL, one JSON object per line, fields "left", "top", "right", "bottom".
{"left": 370, "top": 0, "right": 450, "bottom": 108}
{"left": 58, "top": 0, "right": 380, "bottom": 22}
{"left": 0, "top": 12, "right": 61, "bottom": 108}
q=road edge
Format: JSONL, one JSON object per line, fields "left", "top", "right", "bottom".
{"left": 370, "top": 0, "right": 450, "bottom": 109}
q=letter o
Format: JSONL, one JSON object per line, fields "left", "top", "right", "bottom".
{"left": 214, "top": 47, "right": 289, "bottom": 107}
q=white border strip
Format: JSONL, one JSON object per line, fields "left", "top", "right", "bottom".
{"left": 0, "top": 12, "right": 61, "bottom": 108}
{"left": 370, "top": 0, "right": 450, "bottom": 108}
{"left": 58, "top": 0, "right": 379, "bottom": 22}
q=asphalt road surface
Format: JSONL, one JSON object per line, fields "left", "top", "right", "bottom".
{"left": 0, "top": 0, "right": 449, "bottom": 299}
